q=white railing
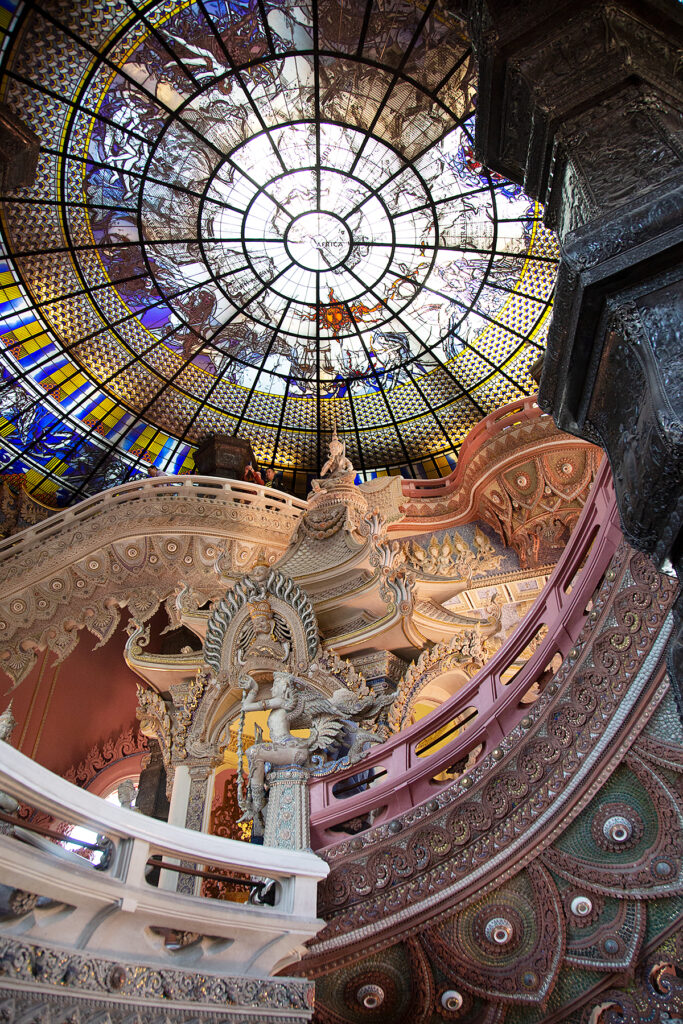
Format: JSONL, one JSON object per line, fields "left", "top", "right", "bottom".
{"left": 0, "top": 741, "right": 327, "bottom": 977}
{"left": 0, "top": 474, "right": 308, "bottom": 558}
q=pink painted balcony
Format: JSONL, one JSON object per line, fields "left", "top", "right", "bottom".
{"left": 400, "top": 395, "right": 546, "bottom": 499}
{"left": 309, "top": 457, "right": 621, "bottom": 849}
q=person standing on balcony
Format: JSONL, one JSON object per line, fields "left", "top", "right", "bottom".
{"left": 243, "top": 463, "right": 264, "bottom": 485}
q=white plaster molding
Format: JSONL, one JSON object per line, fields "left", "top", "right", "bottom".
{"left": 0, "top": 741, "right": 328, "bottom": 977}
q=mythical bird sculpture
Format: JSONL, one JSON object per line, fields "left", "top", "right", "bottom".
{"left": 236, "top": 671, "right": 394, "bottom": 829}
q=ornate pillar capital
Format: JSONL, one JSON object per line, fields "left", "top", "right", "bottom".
{"left": 470, "top": 0, "right": 683, "bottom": 222}
{"left": 470, "top": 0, "right": 683, "bottom": 589}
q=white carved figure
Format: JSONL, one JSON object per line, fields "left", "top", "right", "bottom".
{"left": 237, "top": 672, "right": 312, "bottom": 829}
{"left": 0, "top": 701, "right": 18, "bottom": 815}
{"left": 318, "top": 429, "right": 354, "bottom": 479}
{"left": 0, "top": 702, "right": 16, "bottom": 743}
{"left": 236, "top": 671, "right": 395, "bottom": 833}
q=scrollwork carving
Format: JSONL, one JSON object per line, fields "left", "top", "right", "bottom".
{"left": 301, "top": 543, "right": 676, "bottom": 972}
{"left": 204, "top": 565, "right": 318, "bottom": 679}
{"left": 0, "top": 935, "right": 313, "bottom": 1015}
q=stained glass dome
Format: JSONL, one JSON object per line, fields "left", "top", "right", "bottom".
{"left": 0, "top": 0, "right": 559, "bottom": 502}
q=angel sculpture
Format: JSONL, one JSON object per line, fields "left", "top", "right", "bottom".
{"left": 236, "top": 672, "right": 395, "bottom": 830}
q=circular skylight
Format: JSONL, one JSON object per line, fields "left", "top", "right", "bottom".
{"left": 0, "top": 1, "right": 559, "bottom": 502}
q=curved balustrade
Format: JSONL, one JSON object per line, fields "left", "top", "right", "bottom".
{"left": 0, "top": 474, "right": 307, "bottom": 558}
{"left": 309, "top": 458, "right": 622, "bottom": 848}
{"left": 0, "top": 741, "right": 327, "bottom": 976}
{"left": 400, "top": 396, "right": 545, "bottom": 498}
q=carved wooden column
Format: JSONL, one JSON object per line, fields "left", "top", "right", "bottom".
{"left": 135, "top": 740, "right": 170, "bottom": 821}
{"left": 469, "top": 0, "right": 683, "bottom": 699}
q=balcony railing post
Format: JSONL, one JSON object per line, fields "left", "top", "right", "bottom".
{"left": 122, "top": 835, "right": 151, "bottom": 891}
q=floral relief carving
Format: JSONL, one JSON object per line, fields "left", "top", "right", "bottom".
{"left": 542, "top": 754, "right": 683, "bottom": 899}
{"left": 389, "top": 631, "right": 489, "bottom": 731}
{"left": 0, "top": 936, "right": 312, "bottom": 1018}
{"left": 421, "top": 863, "right": 564, "bottom": 1006}
{"left": 313, "top": 936, "right": 434, "bottom": 1024}
{"left": 564, "top": 898, "right": 646, "bottom": 973}
{"left": 62, "top": 725, "right": 148, "bottom": 790}
{"left": 398, "top": 414, "right": 600, "bottom": 570}
{"left": 576, "top": 932, "right": 683, "bottom": 1024}
{"left": 0, "top": 526, "right": 293, "bottom": 687}
{"left": 402, "top": 526, "right": 505, "bottom": 579}
{"left": 0, "top": 474, "right": 53, "bottom": 538}
{"left": 297, "top": 542, "right": 677, "bottom": 972}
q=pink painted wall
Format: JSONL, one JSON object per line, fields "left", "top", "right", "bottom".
{"left": 2, "top": 621, "right": 141, "bottom": 778}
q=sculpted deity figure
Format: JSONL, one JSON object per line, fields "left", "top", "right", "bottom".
{"left": 236, "top": 671, "right": 395, "bottom": 834}
{"left": 237, "top": 672, "right": 309, "bottom": 828}
{"left": 238, "top": 599, "right": 290, "bottom": 665}
{"left": 319, "top": 429, "right": 354, "bottom": 479}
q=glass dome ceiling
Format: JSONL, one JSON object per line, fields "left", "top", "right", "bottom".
{"left": 0, "top": 0, "right": 559, "bottom": 503}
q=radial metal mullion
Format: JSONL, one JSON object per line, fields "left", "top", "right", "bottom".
{"left": 392, "top": 271, "right": 547, "bottom": 350}
{"left": 64, "top": 261, "right": 298, "bottom": 503}
{"left": 20, "top": 260, "right": 290, "bottom": 493}
{"left": 348, "top": 0, "right": 437, "bottom": 179}
{"left": 255, "top": 0, "right": 276, "bottom": 54}
{"left": 271, "top": 374, "right": 291, "bottom": 472}
{"left": 315, "top": 267, "right": 322, "bottom": 474}
{"left": 193, "top": 0, "right": 287, "bottom": 175}
{"left": 356, "top": 0, "right": 375, "bottom": 58}
{"left": 342, "top": 302, "right": 414, "bottom": 474}
{"left": 2, "top": 67, "right": 153, "bottom": 149}
{"left": 120, "top": 0, "right": 208, "bottom": 87}
{"left": 231, "top": 299, "right": 293, "bottom": 436}
{"left": 341, "top": 262, "right": 486, "bottom": 416}
{"left": 431, "top": 46, "right": 473, "bottom": 98}
{"left": 32, "top": 144, "right": 243, "bottom": 211}
{"left": 313, "top": 0, "right": 321, "bottom": 212}
{"left": 0, "top": 257, "right": 257, "bottom": 437}
{"left": 345, "top": 378, "right": 367, "bottom": 479}
{"left": 400, "top": 361, "right": 456, "bottom": 456}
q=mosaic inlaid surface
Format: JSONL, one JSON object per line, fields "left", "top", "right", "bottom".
{"left": 0, "top": 0, "right": 558, "bottom": 501}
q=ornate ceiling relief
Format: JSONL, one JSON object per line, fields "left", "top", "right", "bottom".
{"left": 479, "top": 447, "right": 601, "bottom": 569}
{"left": 0, "top": 483, "right": 301, "bottom": 686}
{"left": 313, "top": 937, "right": 436, "bottom": 1024}
{"left": 422, "top": 862, "right": 564, "bottom": 1007}
{"left": 0, "top": 474, "right": 53, "bottom": 538}
{"left": 291, "top": 544, "right": 681, "bottom": 1022}
{"left": 398, "top": 407, "right": 602, "bottom": 570}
